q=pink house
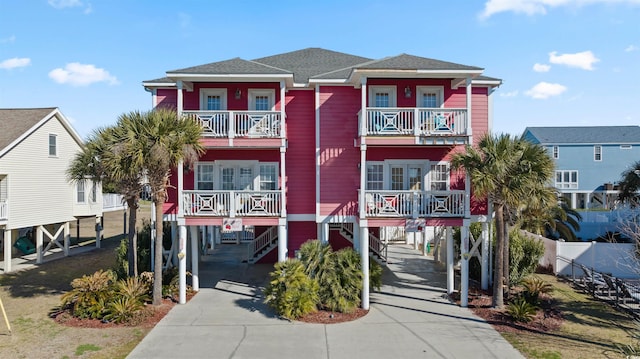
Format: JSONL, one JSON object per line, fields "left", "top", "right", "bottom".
{"left": 143, "top": 48, "right": 501, "bottom": 307}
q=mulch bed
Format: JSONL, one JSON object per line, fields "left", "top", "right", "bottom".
{"left": 298, "top": 308, "right": 369, "bottom": 324}
{"left": 460, "top": 288, "right": 564, "bottom": 334}
{"left": 54, "top": 298, "right": 176, "bottom": 328}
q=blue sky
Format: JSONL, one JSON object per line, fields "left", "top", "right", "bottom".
{"left": 0, "top": 0, "right": 639, "bottom": 139}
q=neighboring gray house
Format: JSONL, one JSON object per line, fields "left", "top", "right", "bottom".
{"left": 0, "top": 108, "right": 103, "bottom": 272}
{"left": 523, "top": 126, "right": 640, "bottom": 210}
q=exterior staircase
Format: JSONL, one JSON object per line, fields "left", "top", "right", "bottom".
{"left": 246, "top": 226, "right": 278, "bottom": 264}
{"left": 329, "top": 223, "right": 388, "bottom": 262}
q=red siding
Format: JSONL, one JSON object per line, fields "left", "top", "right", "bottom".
{"left": 156, "top": 89, "right": 177, "bottom": 108}
{"left": 318, "top": 86, "right": 360, "bottom": 217}
{"left": 285, "top": 90, "right": 316, "bottom": 215}
{"left": 471, "top": 87, "right": 489, "bottom": 145}
{"left": 288, "top": 221, "right": 317, "bottom": 257}
{"left": 329, "top": 229, "right": 353, "bottom": 251}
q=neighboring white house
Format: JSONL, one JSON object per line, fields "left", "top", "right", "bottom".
{"left": 0, "top": 108, "right": 103, "bottom": 272}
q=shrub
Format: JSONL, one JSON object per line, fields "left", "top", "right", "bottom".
{"left": 507, "top": 297, "right": 537, "bottom": 323}
{"left": 521, "top": 276, "right": 553, "bottom": 306}
{"left": 321, "top": 248, "right": 362, "bottom": 313}
{"left": 104, "top": 296, "right": 144, "bottom": 324}
{"left": 509, "top": 231, "right": 545, "bottom": 286}
{"left": 264, "top": 259, "right": 319, "bottom": 320}
{"left": 115, "top": 276, "right": 151, "bottom": 304}
{"left": 60, "top": 269, "right": 117, "bottom": 319}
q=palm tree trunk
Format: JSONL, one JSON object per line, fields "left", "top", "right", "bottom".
{"left": 126, "top": 198, "right": 138, "bottom": 277}
{"left": 502, "top": 220, "right": 510, "bottom": 300}
{"left": 492, "top": 203, "right": 505, "bottom": 308}
{"left": 153, "top": 196, "right": 164, "bottom": 305}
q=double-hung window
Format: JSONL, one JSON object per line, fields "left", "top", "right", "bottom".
{"left": 594, "top": 145, "right": 602, "bottom": 161}
{"left": 77, "top": 181, "right": 86, "bottom": 203}
{"left": 417, "top": 87, "right": 444, "bottom": 108}
{"left": 49, "top": 134, "right": 57, "bottom": 156}
{"left": 200, "top": 89, "right": 227, "bottom": 111}
{"left": 369, "top": 86, "right": 397, "bottom": 108}
{"left": 259, "top": 164, "right": 277, "bottom": 190}
{"left": 366, "top": 164, "right": 384, "bottom": 190}
{"left": 248, "top": 89, "right": 275, "bottom": 111}
{"left": 552, "top": 146, "right": 559, "bottom": 159}
{"left": 196, "top": 163, "right": 214, "bottom": 190}
{"left": 430, "top": 163, "right": 449, "bottom": 191}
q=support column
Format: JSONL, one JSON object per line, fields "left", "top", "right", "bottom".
{"left": 123, "top": 207, "right": 127, "bottom": 240}
{"left": 76, "top": 218, "right": 80, "bottom": 241}
{"left": 360, "top": 223, "right": 370, "bottom": 310}
{"left": 171, "top": 220, "right": 178, "bottom": 268}
{"left": 178, "top": 225, "right": 187, "bottom": 304}
{"left": 422, "top": 226, "right": 428, "bottom": 256}
{"left": 571, "top": 193, "right": 577, "bottom": 209}
{"left": 208, "top": 225, "right": 215, "bottom": 251}
{"left": 64, "top": 222, "right": 70, "bottom": 256}
{"left": 446, "top": 226, "right": 454, "bottom": 295}
{"left": 320, "top": 222, "right": 329, "bottom": 244}
{"left": 277, "top": 220, "right": 287, "bottom": 262}
{"left": 481, "top": 221, "right": 490, "bottom": 291}
{"left": 95, "top": 216, "right": 102, "bottom": 249}
{"left": 36, "top": 226, "right": 43, "bottom": 264}
{"left": 353, "top": 222, "right": 360, "bottom": 252}
{"left": 189, "top": 226, "right": 199, "bottom": 292}
{"left": 3, "top": 229, "right": 11, "bottom": 273}
{"left": 460, "top": 222, "right": 470, "bottom": 308}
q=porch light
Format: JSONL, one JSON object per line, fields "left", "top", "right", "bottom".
{"left": 404, "top": 86, "right": 412, "bottom": 98}
{"left": 235, "top": 88, "right": 241, "bottom": 99}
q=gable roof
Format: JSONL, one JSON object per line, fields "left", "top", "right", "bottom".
{"left": 0, "top": 107, "right": 83, "bottom": 157}
{"left": 524, "top": 126, "right": 640, "bottom": 144}
{"left": 144, "top": 48, "right": 500, "bottom": 87}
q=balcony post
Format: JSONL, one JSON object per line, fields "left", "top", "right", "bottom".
{"left": 178, "top": 224, "right": 187, "bottom": 304}
{"left": 466, "top": 77, "right": 472, "bottom": 141}
{"left": 178, "top": 159, "right": 184, "bottom": 218}
{"left": 228, "top": 111, "right": 235, "bottom": 139}
{"left": 446, "top": 226, "right": 454, "bottom": 295}
{"left": 280, "top": 80, "right": 286, "bottom": 140}
{"left": 413, "top": 108, "right": 420, "bottom": 136}
{"left": 278, "top": 219, "right": 287, "bottom": 262}
{"left": 3, "top": 228, "right": 11, "bottom": 273}
{"left": 359, "top": 144, "right": 367, "bottom": 219}
{"left": 280, "top": 147, "right": 287, "bottom": 218}
{"left": 360, "top": 222, "right": 370, "bottom": 310}
{"left": 189, "top": 225, "right": 199, "bottom": 292}
{"left": 176, "top": 80, "right": 183, "bottom": 117}
{"left": 360, "top": 76, "right": 367, "bottom": 138}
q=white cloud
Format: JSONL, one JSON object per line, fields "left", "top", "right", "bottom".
{"left": 479, "top": 0, "right": 640, "bottom": 19}
{"left": 0, "top": 35, "right": 16, "bottom": 44}
{"left": 500, "top": 90, "right": 519, "bottom": 97}
{"left": 48, "top": 63, "right": 118, "bottom": 86}
{"left": 0, "top": 57, "right": 31, "bottom": 70}
{"left": 525, "top": 82, "right": 567, "bottom": 99}
{"left": 533, "top": 63, "right": 551, "bottom": 72}
{"left": 549, "top": 50, "right": 599, "bottom": 70}
{"left": 625, "top": 45, "right": 638, "bottom": 52}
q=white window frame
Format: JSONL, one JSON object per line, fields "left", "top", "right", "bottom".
{"left": 248, "top": 89, "right": 275, "bottom": 111}
{"left": 49, "top": 133, "right": 57, "bottom": 157}
{"left": 594, "top": 145, "right": 602, "bottom": 161}
{"left": 555, "top": 170, "right": 578, "bottom": 189}
{"left": 76, "top": 180, "right": 86, "bottom": 203}
{"left": 552, "top": 145, "right": 559, "bottom": 159}
{"left": 429, "top": 162, "right": 450, "bottom": 191}
{"left": 366, "top": 162, "right": 385, "bottom": 190}
{"left": 416, "top": 86, "right": 444, "bottom": 108}
{"left": 621, "top": 145, "right": 632, "bottom": 150}
{"left": 210, "top": 160, "right": 281, "bottom": 191}
{"left": 195, "top": 162, "right": 215, "bottom": 190}
{"left": 259, "top": 163, "right": 279, "bottom": 190}
{"left": 200, "top": 88, "right": 228, "bottom": 111}
{"left": 369, "top": 86, "right": 397, "bottom": 108}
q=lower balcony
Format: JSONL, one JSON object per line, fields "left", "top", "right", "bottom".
{"left": 363, "top": 190, "right": 465, "bottom": 218}
{"left": 182, "top": 190, "right": 282, "bottom": 217}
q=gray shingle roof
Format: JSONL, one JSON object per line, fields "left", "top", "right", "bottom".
{"left": 355, "top": 54, "right": 483, "bottom": 71}
{"left": 524, "top": 126, "right": 640, "bottom": 144}
{"left": 142, "top": 77, "right": 174, "bottom": 84}
{"left": 0, "top": 108, "right": 57, "bottom": 152}
{"left": 168, "top": 58, "right": 291, "bottom": 76}
{"left": 253, "top": 48, "right": 372, "bottom": 84}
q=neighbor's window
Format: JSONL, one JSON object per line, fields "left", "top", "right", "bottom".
{"left": 552, "top": 145, "right": 559, "bottom": 159}
{"left": 49, "top": 134, "right": 57, "bottom": 156}
{"left": 555, "top": 170, "right": 578, "bottom": 189}
{"left": 77, "top": 181, "right": 86, "bottom": 203}
{"left": 594, "top": 145, "right": 602, "bottom": 161}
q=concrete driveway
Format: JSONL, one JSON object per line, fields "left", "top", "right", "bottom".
{"left": 127, "top": 244, "right": 522, "bottom": 359}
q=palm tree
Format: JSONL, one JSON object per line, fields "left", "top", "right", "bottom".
{"left": 67, "top": 123, "right": 144, "bottom": 277}
{"left": 519, "top": 195, "right": 582, "bottom": 241}
{"left": 451, "top": 133, "right": 554, "bottom": 308}
{"left": 119, "top": 107, "right": 204, "bottom": 305}
{"left": 618, "top": 160, "right": 640, "bottom": 206}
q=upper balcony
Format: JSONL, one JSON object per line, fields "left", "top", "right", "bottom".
{"left": 184, "top": 110, "right": 283, "bottom": 148}
{"left": 359, "top": 107, "right": 469, "bottom": 146}
{"left": 363, "top": 190, "right": 465, "bottom": 218}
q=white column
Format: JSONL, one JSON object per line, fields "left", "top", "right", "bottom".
{"left": 446, "top": 226, "right": 454, "bottom": 295}
{"left": 277, "top": 220, "right": 287, "bottom": 262}
{"left": 280, "top": 146, "right": 287, "bottom": 218}
{"left": 36, "top": 226, "right": 43, "bottom": 264}
{"left": 208, "top": 225, "right": 215, "bottom": 251}
{"left": 360, "top": 223, "right": 370, "bottom": 310}
{"left": 189, "top": 226, "right": 199, "bottom": 292}
{"left": 466, "top": 76, "right": 473, "bottom": 142}
{"left": 571, "top": 193, "right": 577, "bottom": 209}
{"left": 320, "top": 222, "right": 329, "bottom": 244}
{"left": 63, "top": 222, "right": 70, "bottom": 256}
{"left": 460, "top": 222, "right": 470, "bottom": 308}
{"left": 176, "top": 80, "right": 183, "bottom": 116}
{"left": 353, "top": 222, "right": 360, "bottom": 252}
{"left": 3, "top": 229, "right": 11, "bottom": 273}
{"left": 95, "top": 216, "right": 102, "bottom": 249}
{"left": 422, "top": 226, "right": 427, "bottom": 256}
{"left": 413, "top": 232, "right": 418, "bottom": 250}
{"left": 178, "top": 225, "right": 187, "bottom": 304}
{"left": 171, "top": 220, "right": 178, "bottom": 267}
{"left": 481, "top": 221, "right": 489, "bottom": 291}
{"left": 177, "top": 160, "right": 184, "bottom": 218}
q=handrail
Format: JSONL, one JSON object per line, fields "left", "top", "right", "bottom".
{"left": 369, "top": 232, "right": 387, "bottom": 262}
{"left": 363, "top": 190, "right": 465, "bottom": 218}
{"left": 183, "top": 110, "right": 282, "bottom": 138}
{"left": 361, "top": 107, "right": 468, "bottom": 136}
{"left": 182, "top": 190, "right": 281, "bottom": 217}
{"left": 248, "top": 226, "right": 278, "bottom": 260}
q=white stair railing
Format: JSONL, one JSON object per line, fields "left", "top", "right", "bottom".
{"left": 247, "top": 226, "right": 278, "bottom": 261}
{"left": 369, "top": 232, "right": 388, "bottom": 262}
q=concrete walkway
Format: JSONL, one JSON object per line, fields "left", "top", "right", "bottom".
{"left": 127, "top": 244, "right": 523, "bottom": 359}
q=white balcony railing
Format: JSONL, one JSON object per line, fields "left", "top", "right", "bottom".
{"left": 182, "top": 190, "right": 282, "bottom": 217}
{"left": 363, "top": 190, "right": 465, "bottom": 218}
{"left": 361, "top": 108, "right": 467, "bottom": 137}
{"left": 183, "top": 111, "right": 282, "bottom": 138}
{"left": 0, "top": 200, "right": 7, "bottom": 221}
{"left": 103, "top": 193, "right": 126, "bottom": 211}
